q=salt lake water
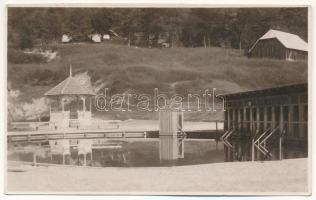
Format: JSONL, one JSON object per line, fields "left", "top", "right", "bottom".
{"left": 7, "top": 139, "right": 225, "bottom": 167}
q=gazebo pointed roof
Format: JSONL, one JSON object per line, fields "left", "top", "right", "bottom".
{"left": 44, "top": 66, "right": 96, "bottom": 96}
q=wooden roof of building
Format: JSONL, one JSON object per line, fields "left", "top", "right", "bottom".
{"left": 220, "top": 83, "right": 307, "bottom": 100}
{"left": 44, "top": 67, "right": 96, "bottom": 96}
{"left": 249, "top": 29, "right": 308, "bottom": 53}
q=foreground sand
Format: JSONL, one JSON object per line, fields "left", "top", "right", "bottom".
{"left": 6, "top": 158, "right": 308, "bottom": 194}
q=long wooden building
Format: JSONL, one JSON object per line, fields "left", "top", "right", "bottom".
{"left": 248, "top": 29, "right": 308, "bottom": 61}
{"left": 220, "top": 83, "right": 308, "bottom": 162}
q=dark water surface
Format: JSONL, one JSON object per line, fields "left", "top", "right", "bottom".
{"left": 8, "top": 139, "right": 225, "bottom": 167}
{"left": 8, "top": 138, "right": 307, "bottom": 167}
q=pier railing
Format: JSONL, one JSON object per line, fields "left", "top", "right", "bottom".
{"left": 225, "top": 120, "right": 307, "bottom": 140}
{"left": 223, "top": 120, "right": 307, "bottom": 161}
{"left": 7, "top": 120, "right": 225, "bottom": 143}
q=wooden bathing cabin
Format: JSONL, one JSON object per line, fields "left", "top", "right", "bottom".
{"left": 220, "top": 83, "right": 308, "bottom": 162}
{"left": 159, "top": 110, "right": 185, "bottom": 161}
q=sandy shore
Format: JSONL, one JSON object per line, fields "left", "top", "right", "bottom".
{"left": 6, "top": 158, "right": 308, "bottom": 195}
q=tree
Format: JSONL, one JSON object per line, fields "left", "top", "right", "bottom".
{"left": 90, "top": 8, "right": 115, "bottom": 34}
{"left": 22, "top": 98, "right": 49, "bottom": 122}
{"left": 232, "top": 8, "right": 262, "bottom": 51}
{"left": 63, "top": 8, "right": 93, "bottom": 41}
{"left": 7, "top": 7, "right": 308, "bottom": 49}
{"left": 8, "top": 8, "right": 37, "bottom": 49}
{"left": 278, "top": 8, "right": 308, "bottom": 41}
{"left": 158, "top": 8, "right": 189, "bottom": 47}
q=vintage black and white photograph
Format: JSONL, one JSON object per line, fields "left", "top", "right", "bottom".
{"left": 5, "top": 5, "right": 310, "bottom": 195}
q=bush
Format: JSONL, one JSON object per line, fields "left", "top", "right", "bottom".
{"left": 8, "top": 49, "right": 46, "bottom": 64}
{"left": 28, "top": 69, "right": 61, "bottom": 86}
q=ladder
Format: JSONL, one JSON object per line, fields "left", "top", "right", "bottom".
{"left": 253, "top": 125, "right": 280, "bottom": 159}
{"left": 221, "top": 127, "right": 234, "bottom": 148}
{"left": 177, "top": 125, "right": 186, "bottom": 159}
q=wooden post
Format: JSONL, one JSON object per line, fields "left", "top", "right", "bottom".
{"left": 279, "top": 106, "right": 284, "bottom": 160}
{"left": 242, "top": 107, "right": 247, "bottom": 161}
{"left": 288, "top": 105, "right": 293, "bottom": 138}
{"left": 279, "top": 135, "right": 283, "bottom": 160}
{"left": 230, "top": 109, "right": 236, "bottom": 161}
{"left": 233, "top": 109, "right": 237, "bottom": 129}
{"left": 238, "top": 108, "right": 242, "bottom": 130}
{"left": 82, "top": 97, "right": 86, "bottom": 112}
{"left": 256, "top": 107, "right": 260, "bottom": 131}
{"left": 83, "top": 153, "right": 87, "bottom": 166}
{"left": 225, "top": 108, "right": 230, "bottom": 158}
{"left": 61, "top": 97, "right": 64, "bottom": 112}
{"left": 280, "top": 106, "right": 284, "bottom": 133}
{"left": 256, "top": 107, "right": 260, "bottom": 160}
{"left": 250, "top": 108, "right": 253, "bottom": 134}
{"left": 62, "top": 153, "right": 65, "bottom": 165}
{"left": 229, "top": 108, "right": 239, "bottom": 161}
{"left": 251, "top": 137, "right": 255, "bottom": 161}
{"left": 215, "top": 121, "right": 218, "bottom": 150}
{"left": 243, "top": 107, "right": 247, "bottom": 132}
{"left": 271, "top": 106, "right": 275, "bottom": 128}
{"left": 238, "top": 108, "right": 242, "bottom": 156}
{"left": 33, "top": 151, "right": 37, "bottom": 166}
{"left": 262, "top": 106, "right": 268, "bottom": 150}
{"left": 49, "top": 103, "right": 52, "bottom": 116}
{"left": 270, "top": 106, "right": 276, "bottom": 159}
{"left": 90, "top": 97, "right": 92, "bottom": 112}
{"left": 263, "top": 106, "right": 268, "bottom": 130}
{"left": 227, "top": 108, "right": 231, "bottom": 129}
{"left": 178, "top": 138, "right": 184, "bottom": 158}
{"left": 224, "top": 146, "right": 228, "bottom": 162}
{"left": 250, "top": 107, "right": 254, "bottom": 161}
{"left": 298, "top": 104, "right": 304, "bottom": 138}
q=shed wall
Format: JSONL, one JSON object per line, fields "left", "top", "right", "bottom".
{"left": 250, "top": 38, "right": 286, "bottom": 59}
{"left": 249, "top": 38, "right": 307, "bottom": 60}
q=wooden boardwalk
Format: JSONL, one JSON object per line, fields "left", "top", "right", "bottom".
{"left": 7, "top": 120, "right": 224, "bottom": 143}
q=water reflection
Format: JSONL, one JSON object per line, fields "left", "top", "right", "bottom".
{"left": 8, "top": 138, "right": 307, "bottom": 167}
{"left": 8, "top": 139, "right": 224, "bottom": 167}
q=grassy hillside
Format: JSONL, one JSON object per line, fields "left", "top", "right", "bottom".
{"left": 7, "top": 43, "right": 307, "bottom": 121}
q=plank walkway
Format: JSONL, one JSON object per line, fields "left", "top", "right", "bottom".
{"left": 7, "top": 120, "right": 224, "bottom": 143}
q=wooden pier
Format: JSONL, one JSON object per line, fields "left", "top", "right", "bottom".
{"left": 220, "top": 83, "right": 308, "bottom": 162}
{"left": 7, "top": 120, "right": 224, "bottom": 143}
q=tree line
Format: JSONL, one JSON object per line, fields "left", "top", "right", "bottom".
{"left": 8, "top": 7, "right": 308, "bottom": 50}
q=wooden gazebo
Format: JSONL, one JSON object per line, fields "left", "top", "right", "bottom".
{"left": 45, "top": 66, "right": 96, "bottom": 129}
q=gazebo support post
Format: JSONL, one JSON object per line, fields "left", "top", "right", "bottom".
{"left": 82, "top": 96, "right": 86, "bottom": 112}
{"left": 61, "top": 97, "right": 64, "bottom": 112}
{"left": 89, "top": 97, "right": 92, "bottom": 111}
